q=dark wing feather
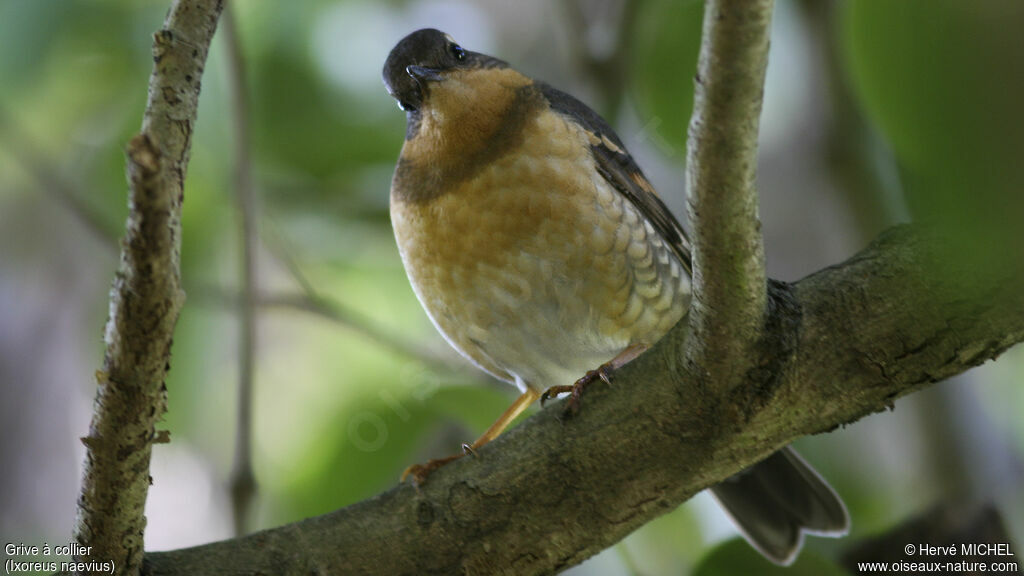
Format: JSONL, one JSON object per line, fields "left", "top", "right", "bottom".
{"left": 536, "top": 82, "right": 692, "bottom": 275}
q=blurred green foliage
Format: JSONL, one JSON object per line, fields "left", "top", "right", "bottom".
{"left": 842, "top": 0, "right": 1024, "bottom": 264}
{"left": 631, "top": 0, "right": 704, "bottom": 156}
{"left": 1, "top": 1, "right": 1022, "bottom": 575}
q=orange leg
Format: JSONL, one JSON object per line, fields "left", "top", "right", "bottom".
{"left": 401, "top": 388, "right": 540, "bottom": 485}
{"left": 540, "top": 343, "right": 649, "bottom": 417}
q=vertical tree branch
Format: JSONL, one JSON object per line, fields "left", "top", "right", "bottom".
{"left": 685, "top": 0, "right": 773, "bottom": 389}
{"left": 221, "top": 3, "right": 258, "bottom": 537}
{"left": 73, "top": 1, "right": 224, "bottom": 574}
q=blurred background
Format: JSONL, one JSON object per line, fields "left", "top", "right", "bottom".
{"left": 1, "top": 0, "right": 1022, "bottom": 574}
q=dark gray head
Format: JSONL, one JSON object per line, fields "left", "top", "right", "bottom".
{"left": 382, "top": 28, "right": 506, "bottom": 112}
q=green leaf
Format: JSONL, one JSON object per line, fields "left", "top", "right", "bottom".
{"left": 840, "top": 0, "right": 1024, "bottom": 254}
{"left": 840, "top": 0, "right": 1024, "bottom": 173}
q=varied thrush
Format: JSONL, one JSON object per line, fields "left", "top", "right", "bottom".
{"left": 382, "top": 28, "right": 848, "bottom": 564}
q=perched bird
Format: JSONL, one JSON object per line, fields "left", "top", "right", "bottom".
{"left": 382, "top": 28, "right": 849, "bottom": 564}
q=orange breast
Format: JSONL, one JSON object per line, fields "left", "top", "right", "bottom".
{"left": 391, "top": 103, "right": 689, "bottom": 391}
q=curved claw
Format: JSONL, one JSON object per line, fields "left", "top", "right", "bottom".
{"left": 400, "top": 452, "right": 464, "bottom": 486}
{"left": 400, "top": 463, "right": 428, "bottom": 486}
{"left": 540, "top": 385, "right": 573, "bottom": 407}
{"left": 558, "top": 362, "right": 621, "bottom": 418}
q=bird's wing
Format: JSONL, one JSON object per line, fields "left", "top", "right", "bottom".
{"left": 536, "top": 82, "right": 692, "bottom": 275}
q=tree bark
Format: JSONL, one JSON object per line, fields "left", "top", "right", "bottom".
{"left": 685, "top": 0, "right": 773, "bottom": 389}
{"left": 73, "top": 2, "right": 223, "bottom": 575}
{"left": 137, "top": 226, "right": 1024, "bottom": 576}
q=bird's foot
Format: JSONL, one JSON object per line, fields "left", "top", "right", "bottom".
{"left": 540, "top": 363, "right": 615, "bottom": 418}
{"left": 539, "top": 344, "right": 650, "bottom": 418}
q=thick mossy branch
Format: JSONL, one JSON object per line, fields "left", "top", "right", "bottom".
{"left": 73, "top": 2, "right": 223, "bottom": 575}
{"left": 685, "top": 0, "right": 774, "bottom": 389}
{"left": 139, "top": 225, "right": 1024, "bottom": 576}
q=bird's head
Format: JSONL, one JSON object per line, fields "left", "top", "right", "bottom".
{"left": 384, "top": 29, "right": 475, "bottom": 112}
{"left": 382, "top": 29, "right": 515, "bottom": 114}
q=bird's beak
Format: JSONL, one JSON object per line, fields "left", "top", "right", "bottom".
{"left": 406, "top": 65, "right": 443, "bottom": 84}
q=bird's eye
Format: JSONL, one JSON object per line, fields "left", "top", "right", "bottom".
{"left": 450, "top": 43, "right": 466, "bottom": 61}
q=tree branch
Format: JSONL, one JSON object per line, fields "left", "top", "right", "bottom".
{"left": 221, "top": 2, "right": 259, "bottom": 537}
{"left": 139, "top": 225, "right": 1024, "bottom": 576}
{"left": 685, "top": 0, "right": 773, "bottom": 386}
{"left": 73, "top": 1, "right": 223, "bottom": 574}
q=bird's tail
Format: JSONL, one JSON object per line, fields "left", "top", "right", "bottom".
{"left": 709, "top": 446, "right": 850, "bottom": 565}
